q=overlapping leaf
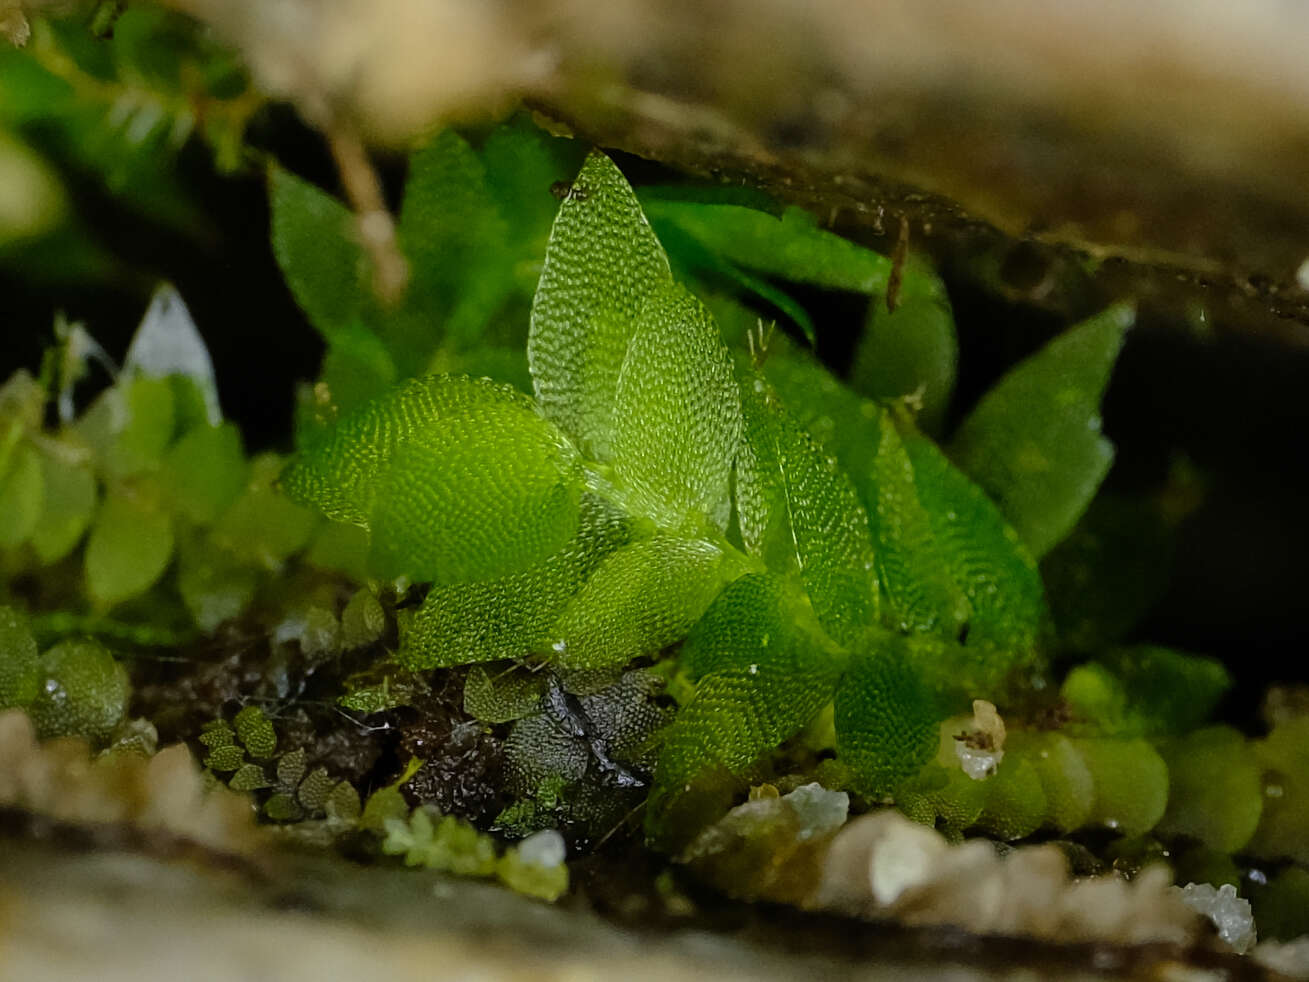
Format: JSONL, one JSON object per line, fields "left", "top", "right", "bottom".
{"left": 950, "top": 304, "right": 1133, "bottom": 557}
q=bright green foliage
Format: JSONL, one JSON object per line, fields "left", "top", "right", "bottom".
{"left": 834, "top": 644, "right": 940, "bottom": 796}
{"left": 852, "top": 267, "right": 957, "bottom": 433}
{"left": 84, "top": 493, "right": 175, "bottom": 608}
{"left": 161, "top": 422, "right": 246, "bottom": 524}
{"left": 736, "top": 372, "right": 878, "bottom": 646}
{"left": 0, "top": 605, "right": 40, "bottom": 708}
{"left": 1061, "top": 645, "right": 1231, "bottom": 738}
{"left": 383, "top": 807, "right": 500, "bottom": 875}
{"left": 28, "top": 637, "right": 129, "bottom": 742}
{"left": 974, "top": 756, "right": 1048, "bottom": 840}
{"left": 549, "top": 534, "right": 731, "bottom": 669}
{"left": 29, "top": 448, "right": 97, "bottom": 563}
{"left": 1156, "top": 726, "right": 1263, "bottom": 853}
{"left": 1076, "top": 737, "right": 1169, "bottom": 837}
{"left": 610, "top": 283, "right": 740, "bottom": 530}
{"left": 208, "top": 453, "right": 319, "bottom": 569}
{"left": 950, "top": 304, "right": 1134, "bottom": 557}
{"left": 1019, "top": 731, "right": 1095, "bottom": 832}
{"left": 0, "top": 442, "right": 42, "bottom": 548}
{"left": 528, "top": 151, "right": 673, "bottom": 461}
{"left": 399, "top": 492, "right": 631, "bottom": 669}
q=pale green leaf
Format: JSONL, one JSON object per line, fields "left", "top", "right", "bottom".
{"left": 29, "top": 447, "right": 96, "bottom": 563}
{"left": 399, "top": 492, "right": 631, "bottom": 669}
{"left": 84, "top": 493, "right": 174, "bottom": 608}
{"left": 0, "top": 442, "right": 43, "bottom": 549}
{"left": 610, "top": 283, "right": 740, "bottom": 530}
{"left": 950, "top": 304, "right": 1133, "bottom": 557}
{"left": 736, "top": 371, "right": 878, "bottom": 646}
{"left": 161, "top": 421, "right": 246, "bottom": 525}
{"left": 549, "top": 534, "right": 732, "bottom": 669}
{"left": 528, "top": 151, "right": 672, "bottom": 460}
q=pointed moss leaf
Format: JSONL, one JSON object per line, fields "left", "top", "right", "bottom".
{"left": 29, "top": 448, "right": 96, "bottom": 563}
{"left": 658, "top": 575, "right": 844, "bottom": 788}
{"left": 162, "top": 421, "right": 246, "bottom": 525}
{"left": 0, "top": 605, "right": 39, "bottom": 708}
{"left": 950, "top": 304, "right": 1133, "bottom": 557}
{"left": 834, "top": 643, "right": 940, "bottom": 796}
{"left": 852, "top": 284, "right": 957, "bottom": 434}
{"left": 0, "top": 442, "right": 42, "bottom": 548}
{"left": 284, "top": 375, "right": 567, "bottom": 530}
{"left": 610, "top": 283, "right": 741, "bottom": 530}
{"left": 84, "top": 493, "right": 174, "bottom": 608}
{"left": 736, "top": 372, "right": 878, "bottom": 646}
{"left": 643, "top": 201, "right": 942, "bottom": 299}
{"left": 549, "top": 534, "right": 731, "bottom": 670}
{"left": 864, "top": 415, "right": 970, "bottom": 637}
{"left": 399, "top": 131, "right": 514, "bottom": 349}
{"left": 528, "top": 151, "right": 673, "bottom": 460}
{"left": 899, "top": 429, "right": 1046, "bottom": 663}
{"left": 361, "top": 384, "right": 584, "bottom": 583}
{"left": 123, "top": 285, "right": 221, "bottom": 425}
{"left": 464, "top": 664, "right": 546, "bottom": 723}
{"left": 400, "top": 493, "right": 631, "bottom": 669}
{"left": 270, "top": 166, "right": 368, "bottom": 341}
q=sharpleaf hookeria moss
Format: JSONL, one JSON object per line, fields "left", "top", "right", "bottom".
{"left": 278, "top": 147, "right": 1137, "bottom": 847}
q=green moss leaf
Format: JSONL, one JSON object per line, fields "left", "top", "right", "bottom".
{"left": 161, "top": 421, "right": 247, "bottom": 525}
{"left": 29, "top": 447, "right": 96, "bottom": 563}
{"left": 399, "top": 492, "right": 631, "bottom": 669}
{"left": 0, "top": 605, "right": 40, "bottom": 709}
{"left": 363, "top": 380, "right": 584, "bottom": 583}
{"left": 834, "top": 643, "right": 940, "bottom": 796}
{"left": 234, "top": 705, "right": 277, "bottom": 759}
{"left": 737, "top": 371, "right": 878, "bottom": 646}
{"left": 949, "top": 304, "right": 1133, "bottom": 557}
{"left": 549, "top": 534, "right": 732, "bottom": 670}
{"left": 84, "top": 493, "right": 175, "bottom": 608}
{"left": 269, "top": 166, "right": 369, "bottom": 342}
{"left": 1076, "top": 736, "right": 1169, "bottom": 837}
{"left": 210, "top": 453, "right": 318, "bottom": 567}
{"left": 1157, "top": 726, "right": 1263, "bottom": 853}
{"left": 29, "top": 637, "right": 130, "bottom": 742}
{"left": 528, "top": 150, "right": 672, "bottom": 461}
{"left": 610, "top": 282, "right": 741, "bottom": 530}
{"left": 463, "top": 664, "right": 546, "bottom": 723}
{"left": 1061, "top": 645, "right": 1230, "bottom": 738}
{"left": 0, "top": 442, "right": 43, "bottom": 549}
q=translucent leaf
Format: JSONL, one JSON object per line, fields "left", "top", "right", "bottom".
{"left": 29, "top": 447, "right": 96, "bottom": 563}
{"left": 399, "top": 131, "right": 515, "bottom": 351}
{"left": 318, "top": 322, "right": 400, "bottom": 418}
{"left": 0, "top": 442, "right": 42, "bottom": 549}
{"left": 528, "top": 150, "right": 672, "bottom": 460}
{"left": 641, "top": 202, "right": 899, "bottom": 295}
{"left": 1012, "top": 731, "right": 1094, "bottom": 833}
{"left": 84, "top": 493, "right": 174, "bottom": 608}
{"left": 653, "top": 575, "right": 844, "bottom": 833}
{"left": 1060, "top": 645, "right": 1230, "bottom": 738}
{"left": 122, "top": 285, "right": 221, "bottom": 424}
{"left": 269, "top": 166, "right": 369, "bottom": 342}
{"left": 833, "top": 643, "right": 940, "bottom": 796}
{"left": 399, "top": 492, "right": 631, "bottom": 669}
{"left": 1157, "top": 726, "right": 1262, "bottom": 853}
{"left": 28, "top": 637, "right": 130, "bottom": 742}
{"left": 736, "top": 371, "right": 878, "bottom": 646}
{"left": 1076, "top": 736, "right": 1169, "bottom": 837}
{"left": 548, "top": 534, "right": 731, "bottom": 669}
{"left": 363, "top": 382, "right": 584, "bottom": 583}
{"left": 609, "top": 282, "right": 740, "bottom": 530}
{"left": 0, "top": 605, "right": 39, "bottom": 709}
{"left": 161, "top": 421, "right": 246, "bottom": 525}
{"left": 949, "top": 304, "right": 1134, "bottom": 557}
{"left": 78, "top": 375, "right": 176, "bottom": 479}
{"left": 284, "top": 375, "right": 570, "bottom": 528}
{"left": 899, "top": 429, "right": 1046, "bottom": 662}
{"left": 974, "top": 755, "right": 1048, "bottom": 840}
{"left": 852, "top": 277, "right": 957, "bottom": 434}
{"left": 176, "top": 534, "right": 257, "bottom": 632}
{"left": 210, "top": 453, "right": 316, "bottom": 568}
